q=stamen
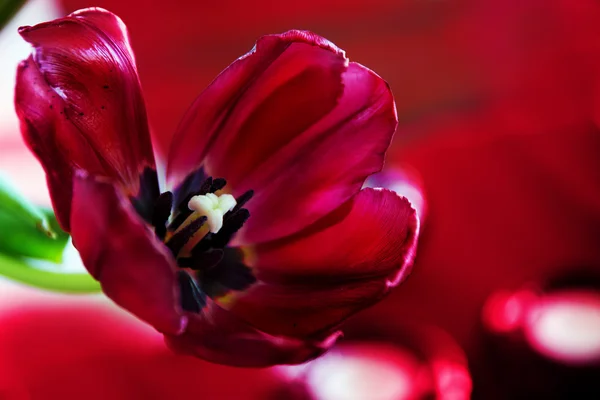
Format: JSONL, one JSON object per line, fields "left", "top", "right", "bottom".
{"left": 212, "top": 208, "right": 250, "bottom": 248}
{"left": 135, "top": 171, "right": 257, "bottom": 313}
{"left": 232, "top": 190, "right": 254, "bottom": 214}
{"left": 188, "top": 193, "right": 237, "bottom": 234}
{"left": 152, "top": 191, "right": 173, "bottom": 240}
{"left": 130, "top": 168, "right": 161, "bottom": 223}
{"left": 198, "top": 177, "right": 214, "bottom": 197}
{"left": 191, "top": 233, "right": 213, "bottom": 255}
{"left": 166, "top": 216, "right": 207, "bottom": 257}
{"left": 211, "top": 178, "right": 227, "bottom": 192}
{"left": 172, "top": 169, "right": 208, "bottom": 212}
{"left": 168, "top": 176, "right": 229, "bottom": 232}
{"left": 168, "top": 211, "right": 191, "bottom": 233}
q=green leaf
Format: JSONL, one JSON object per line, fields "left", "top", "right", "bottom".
{"left": 0, "top": 0, "right": 26, "bottom": 31}
{"left": 0, "top": 174, "right": 69, "bottom": 262}
{"left": 0, "top": 252, "right": 101, "bottom": 293}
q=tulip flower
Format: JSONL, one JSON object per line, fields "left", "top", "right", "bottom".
{"left": 14, "top": 8, "right": 419, "bottom": 366}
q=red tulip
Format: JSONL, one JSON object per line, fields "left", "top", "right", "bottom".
{"left": 14, "top": 8, "right": 419, "bottom": 366}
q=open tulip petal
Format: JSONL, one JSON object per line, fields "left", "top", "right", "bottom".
{"left": 254, "top": 188, "right": 418, "bottom": 283}
{"left": 239, "top": 63, "right": 398, "bottom": 243}
{"left": 164, "top": 302, "right": 342, "bottom": 367}
{"left": 166, "top": 30, "right": 345, "bottom": 187}
{"left": 16, "top": 7, "right": 155, "bottom": 200}
{"left": 167, "top": 31, "right": 397, "bottom": 243}
{"left": 15, "top": 58, "right": 107, "bottom": 230}
{"left": 227, "top": 188, "right": 419, "bottom": 337}
{"left": 70, "top": 172, "right": 186, "bottom": 335}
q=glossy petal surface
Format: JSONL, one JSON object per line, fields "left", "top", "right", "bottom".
{"left": 70, "top": 172, "right": 185, "bottom": 335}
{"left": 15, "top": 8, "right": 155, "bottom": 229}
{"left": 228, "top": 188, "right": 419, "bottom": 338}
{"left": 165, "top": 301, "right": 341, "bottom": 367}
{"left": 167, "top": 31, "right": 397, "bottom": 243}
{"left": 15, "top": 58, "right": 103, "bottom": 229}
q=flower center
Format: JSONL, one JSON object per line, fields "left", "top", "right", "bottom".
{"left": 132, "top": 170, "right": 255, "bottom": 314}
{"left": 188, "top": 192, "right": 237, "bottom": 234}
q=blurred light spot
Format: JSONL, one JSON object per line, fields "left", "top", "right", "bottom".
{"left": 277, "top": 326, "right": 472, "bottom": 399}
{"left": 364, "top": 167, "right": 426, "bottom": 222}
{"left": 482, "top": 290, "right": 536, "bottom": 333}
{"left": 0, "top": 142, "right": 49, "bottom": 204}
{"left": 524, "top": 290, "right": 600, "bottom": 365}
{"left": 0, "top": 0, "right": 61, "bottom": 138}
{"left": 430, "top": 360, "right": 471, "bottom": 400}
{"left": 283, "top": 342, "right": 430, "bottom": 400}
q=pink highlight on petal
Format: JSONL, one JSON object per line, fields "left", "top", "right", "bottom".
{"left": 364, "top": 165, "right": 427, "bottom": 223}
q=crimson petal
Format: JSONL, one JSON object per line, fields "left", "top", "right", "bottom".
{"left": 227, "top": 188, "right": 419, "bottom": 338}
{"left": 70, "top": 171, "right": 186, "bottom": 335}
{"left": 166, "top": 31, "right": 344, "bottom": 185}
{"left": 167, "top": 30, "right": 397, "bottom": 243}
{"left": 15, "top": 8, "right": 155, "bottom": 229}
{"left": 164, "top": 301, "right": 341, "bottom": 367}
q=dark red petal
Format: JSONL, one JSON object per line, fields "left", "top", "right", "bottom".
{"left": 15, "top": 8, "right": 155, "bottom": 223}
{"left": 167, "top": 31, "right": 397, "bottom": 243}
{"left": 167, "top": 30, "right": 344, "bottom": 185}
{"left": 227, "top": 188, "right": 419, "bottom": 338}
{"left": 164, "top": 301, "right": 341, "bottom": 367}
{"left": 238, "top": 63, "right": 397, "bottom": 244}
{"left": 15, "top": 58, "right": 106, "bottom": 230}
{"left": 70, "top": 171, "right": 186, "bottom": 335}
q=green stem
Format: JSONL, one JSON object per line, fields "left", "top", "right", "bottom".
{"left": 0, "top": 0, "right": 26, "bottom": 31}
{"left": 0, "top": 253, "right": 101, "bottom": 293}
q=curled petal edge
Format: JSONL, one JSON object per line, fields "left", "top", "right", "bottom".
{"left": 164, "top": 302, "right": 342, "bottom": 367}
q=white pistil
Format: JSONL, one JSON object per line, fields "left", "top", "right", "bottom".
{"left": 188, "top": 193, "right": 236, "bottom": 234}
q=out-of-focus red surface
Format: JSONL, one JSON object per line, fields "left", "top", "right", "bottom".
{"left": 377, "top": 0, "right": 600, "bottom": 351}
{"left": 0, "top": 284, "right": 280, "bottom": 400}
